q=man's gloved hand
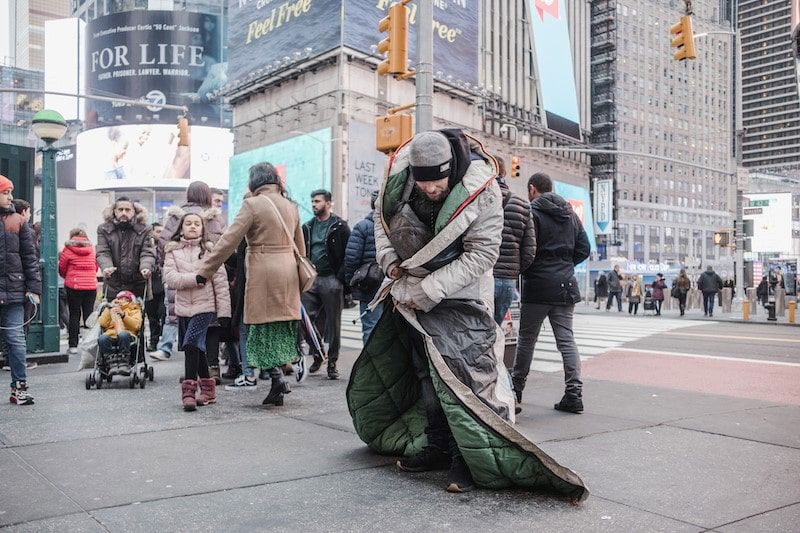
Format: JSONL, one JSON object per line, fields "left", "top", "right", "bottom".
{"left": 391, "top": 275, "right": 437, "bottom": 313}
{"left": 196, "top": 275, "right": 207, "bottom": 286}
{"left": 387, "top": 263, "right": 403, "bottom": 280}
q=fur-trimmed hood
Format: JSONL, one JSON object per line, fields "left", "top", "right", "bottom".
{"left": 102, "top": 201, "right": 149, "bottom": 226}
{"left": 64, "top": 235, "right": 94, "bottom": 248}
{"left": 165, "top": 203, "right": 222, "bottom": 223}
{"left": 164, "top": 239, "right": 215, "bottom": 253}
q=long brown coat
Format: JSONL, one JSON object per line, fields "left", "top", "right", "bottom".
{"left": 197, "top": 184, "right": 305, "bottom": 325}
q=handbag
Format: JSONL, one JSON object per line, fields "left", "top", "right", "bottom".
{"left": 350, "top": 262, "right": 384, "bottom": 292}
{"left": 262, "top": 194, "right": 317, "bottom": 292}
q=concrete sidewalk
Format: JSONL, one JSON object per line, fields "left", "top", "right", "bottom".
{"left": 0, "top": 345, "right": 798, "bottom": 532}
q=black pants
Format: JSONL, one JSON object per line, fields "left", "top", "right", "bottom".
{"left": 204, "top": 326, "right": 220, "bottom": 368}
{"left": 66, "top": 288, "right": 97, "bottom": 348}
{"left": 654, "top": 300, "right": 663, "bottom": 315}
{"left": 301, "top": 275, "right": 343, "bottom": 363}
{"left": 628, "top": 302, "right": 639, "bottom": 315}
{"left": 607, "top": 291, "right": 623, "bottom": 311}
{"left": 185, "top": 346, "right": 210, "bottom": 381}
{"left": 144, "top": 292, "right": 166, "bottom": 342}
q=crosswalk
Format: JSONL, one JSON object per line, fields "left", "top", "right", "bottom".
{"left": 340, "top": 307, "right": 702, "bottom": 374}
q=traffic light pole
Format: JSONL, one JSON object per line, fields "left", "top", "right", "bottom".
{"left": 416, "top": 0, "right": 434, "bottom": 133}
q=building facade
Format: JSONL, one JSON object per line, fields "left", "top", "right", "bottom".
{"left": 591, "top": 0, "right": 736, "bottom": 271}
{"left": 4, "top": 0, "right": 71, "bottom": 70}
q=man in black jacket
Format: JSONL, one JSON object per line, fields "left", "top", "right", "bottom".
{"left": 697, "top": 265, "right": 723, "bottom": 317}
{"left": 0, "top": 176, "right": 41, "bottom": 405}
{"left": 302, "top": 189, "right": 351, "bottom": 380}
{"left": 512, "top": 173, "right": 590, "bottom": 414}
{"left": 492, "top": 158, "right": 536, "bottom": 325}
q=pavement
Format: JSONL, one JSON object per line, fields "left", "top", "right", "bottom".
{"left": 0, "top": 309, "right": 798, "bottom": 532}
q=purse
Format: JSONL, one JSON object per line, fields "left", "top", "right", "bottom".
{"left": 350, "top": 262, "right": 384, "bottom": 292}
{"left": 262, "top": 194, "right": 317, "bottom": 292}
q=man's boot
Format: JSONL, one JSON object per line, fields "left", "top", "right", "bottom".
{"left": 396, "top": 446, "right": 450, "bottom": 473}
{"left": 181, "top": 380, "right": 198, "bottom": 411}
{"left": 309, "top": 354, "right": 324, "bottom": 374}
{"left": 554, "top": 394, "right": 583, "bottom": 414}
{"left": 196, "top": 378, "right": 217, "bottom": 406}
{"left": 327, "top": 361, "right": 339, "bottom": 380}
{"left": 446, "top": 455, "right": 475, "bottom": 493}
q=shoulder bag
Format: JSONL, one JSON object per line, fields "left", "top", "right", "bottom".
{"left": 261, "top": 194, "right": 317, "bottom": 292}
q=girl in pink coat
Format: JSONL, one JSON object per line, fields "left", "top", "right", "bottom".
{"left": 163, "top": 213, "right": 231, "bottom": 411}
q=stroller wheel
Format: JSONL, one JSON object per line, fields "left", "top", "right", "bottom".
{"left": 85, "top": 374, "right": 92, "bottom": 390}
{"left": 129, "top": 375, "right": 136, "bottom": 388}
{"left": 96, "top": 375, "right": 103, "bottom": 389}
{"left": 139, "top": 376, "right": 146, "bottom": 389}
{"left": 148, "top": 366, "right": 154, "bottom": 381}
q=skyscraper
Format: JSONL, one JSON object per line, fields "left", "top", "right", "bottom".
{"left": 4, "top": 0, "right": 70, "bottom": 70}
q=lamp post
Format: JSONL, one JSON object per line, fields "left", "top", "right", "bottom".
{"left": 31, "top": 110, "right": 67, "bottom": 354}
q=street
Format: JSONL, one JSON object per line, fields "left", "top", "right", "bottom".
{"left": 0, "top": 310, "right": 797, "bottom": 532}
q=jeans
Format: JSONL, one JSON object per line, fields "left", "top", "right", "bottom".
{"left": 2, "top": 304, "right": 28, "bottom": 387}
{"left": 66, "top": 288, "right": 96, "bottom": 348}
{"left": 239, "top": 325, "right": 254, "bottom": 378}
{"left": 703, "top": 292, "right": 716, "bottom": 315}
{"left": 98, "top": 332, "right": 133, "bottom": 357}
{"left": 493, "top": 277, "right": 516, "bottom": 325}
{"left": 301, "top": 275, "right": 343, "bottom": 363}
{"left": 359, "top": 301, "right": 384, "bottom": 344}
{"left": 607, "top": 290, "right": 623, "bottom": 311}
{"left": 512, "top": 303, "right": 582, "bottom": 398}
{"left": 156, "top": 293, "right": 176, "bottom": 355}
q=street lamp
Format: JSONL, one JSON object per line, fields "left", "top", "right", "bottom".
{"left": 31, "top": 109, "right": 67, "bottom": 354}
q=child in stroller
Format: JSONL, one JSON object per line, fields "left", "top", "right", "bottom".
{"left": 97, "top": 290, "right": 143, "bottom": 376}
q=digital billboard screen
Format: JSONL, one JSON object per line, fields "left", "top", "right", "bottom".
{"left": 85, "top": 10, "right": 224, "bottom": 126}
{"left": 228, "top": 128, "right": 333, "bottom": 223}
{"left": 76, "top": 124, "right": 232, "bottom": 190}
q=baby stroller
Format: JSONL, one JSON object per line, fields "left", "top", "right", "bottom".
{"left": 85, "top": 289, "right": 154, "bottom": 390}
{"left": 292, "top": 304, "right": 327, "bottom": 383}
{"left": 643, "top": 289, "right": 655, "bottom": 316}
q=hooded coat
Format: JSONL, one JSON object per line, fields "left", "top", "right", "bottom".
{"left": 59, "top": 236, "right": 98, "bottom": 291}
{"left": 494, "top": 181, "right": 536, "bottom": 280}
{"left": 344, "top": 211, "right": 378, "bottom": 302}
{"left": 0, "top": 205, "right": 40, "bottom": 305}
{"left": 96, "top": 203, "right": 155, "bottom": 300}
{"left": 521, "top": 193, "right": 590, "bottom": 305}
{"left": 163, "top": 239, "right": 231, "bottom": 319}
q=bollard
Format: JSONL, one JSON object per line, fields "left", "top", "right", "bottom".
{"left": 790, "top": 300, "right": 796, "bottom": 324}
{"left": 743, "top": 301, "right": 749, "bottom": 321}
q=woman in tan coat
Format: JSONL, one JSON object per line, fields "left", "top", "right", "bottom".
{"left": 196, "top": 163, "right": 304, "bottom": 407}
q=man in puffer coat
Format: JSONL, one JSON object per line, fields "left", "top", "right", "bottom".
{"left": 492, "top": 158, "right": 536, "bottom": 325}
{"left": 344, "top": 190, "right": 383, "bottom": 343}
{"left": 0, "top": 175, "right": 41, "bottom": 406}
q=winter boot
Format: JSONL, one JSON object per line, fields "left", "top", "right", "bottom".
{"left": 327, "top": 361, "right": 339, "bottom": 380}
{"left": 181, "top": 380, "right": 198, "bottom": 411}
{"left": 262, "top": 380, "right": 290, "bottom": 406}
{"left": 309, "top": 354, "right": 324, "bottom": 374}
{"left": 554, "top": 394, "right": 584, "bottom": 414}
{"left": 446, "top": 455, "right": 475, "bottom": 493}
{"left": 396, "top": 446, "right": 450, "bottom": 473}
{"left": 197, "top": 377, "right": 217, "bottom": 406}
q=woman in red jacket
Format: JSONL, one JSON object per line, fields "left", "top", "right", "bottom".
{"left": 58, "top": 229, "right": 99, "bottom": 354}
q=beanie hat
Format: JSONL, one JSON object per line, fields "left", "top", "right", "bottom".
{"left": 0, "top": 175, "right": 13, "bottom": 193}
{"left": 409, "top": 131, "right": 452, "bottom": 182}
{"left": 115, "top": 290, "right": 136, "bottom": 302}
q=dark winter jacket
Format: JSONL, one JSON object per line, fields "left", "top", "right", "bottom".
{"left": 521, "top": 193, "right": 590, "bottom": 305}
{"left": 697, "top": 270, "right": 723, "bottom": 293}
{"left": 303, "top": 213, "right": 351, "bottom": 283}
{"left": 58, "top": 236, "right": 98, "bottom": 291}
{"left": 594, "top": 274, "right": 608, "bottom": 298}
{"left": 493, "top": 184, "right": 536, "bottom": 279}
{"left": 229, "top": 239, "right": 247, "bottom": 328}
{"left": 756, "top": 279, "right": 769, "bottom": 305}
{"left": 96, "top": 203, "right": 155, "bottom": 300}
{"left": 150, "top": 236, "right": 165, "bottom": 296}
{"left": 608, "top": 269, "right": 623, "bottom": 292}
{"left": 651, "top": 278, "right": 667, "bottom": 301}
{"left": 344, "top": 211, "right": 378, "bottom": 301}
{"left": 0, "top": 206, "right": 41, "bottom": 305}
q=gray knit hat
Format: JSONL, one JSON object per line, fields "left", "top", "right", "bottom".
{"left": 409, "top": 131, "right": 452, "bottom": 182}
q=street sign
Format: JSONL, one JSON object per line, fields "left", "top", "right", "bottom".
{"left": 593, "top": 178, "right": 613, "bottom": 235}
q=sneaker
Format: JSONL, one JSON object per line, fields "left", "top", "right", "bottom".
{"left": 68, "top": 347, "right": 78, "bottom": 355}
{"left": 149, "top": 350, "right": 171, "bottom": 361}
{"left": 327, "top": 362, "right": 339, "bottom": 380}
{"left": 224, "top": 375, "right": 258, "bottom": 391}
{"left": 554, "top": 395, "right": 583, "bottom": 414}
{"left": 446, "top": 455, "right": 475, "bottom": 493}
{"left": 10, "top": 382, "right": 34, "bottom": 405}
{"left": 396, "top": 446, "right": 451, "bottom": 473}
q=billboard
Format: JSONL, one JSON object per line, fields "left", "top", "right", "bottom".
{"left": 343, "top": 1, "right": 480, "bottom": 87}
{"left": 227, "top": 0, "right": 342, "bottom": 86}
{"left": 45, "top": 18, "right": 85, "bottom": 122}
{"left": 75, "top": 124, "right": 232, "bottom": 190}
{"left": 56, "top": 145, "right": 77, "bottom": 189}
{"left": 85, "top": 10, "right": 224, "bottom": 126}
{"left": 554, "top": 180, "right": 597, "bottom": 255}
{"left": 528, "top": 0, "right": 581, "bottom": 139}
{"left": 347, "top": 121, "right": 386, "bottom": 226}
{"left": 228, "top": 128, "right": 333, "bottom": 223}
{"left": 743, "top": 192, "right": 793, "bottom": 254}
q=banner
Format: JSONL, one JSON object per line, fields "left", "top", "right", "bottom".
{"left": 227, "top": 0, "right": 342, "bottom": 86}
{"left": 343, "top": 0, "right": 479, "bottom": 87}
{"left": 593, "top": 178, "right": 613, "bottom": 235}
{"left": 528, "top": 0, "right": 581, "bottom": 139}
{"left": 85, "top": 10, "right": 224, "bottom": 126}
{"left": 347, "top": 121, "right": 387, "bottom": 226}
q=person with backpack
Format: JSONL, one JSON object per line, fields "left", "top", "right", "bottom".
{"left": 344, "top": 191, "right": 384, "bottom": 343}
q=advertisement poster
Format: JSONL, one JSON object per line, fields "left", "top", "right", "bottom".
{"left": 347, "top": 121, "right": 387, "bottom": 226}
{"left": 75, "top": 125, "right": 232, "bottom": 190}
{"left": 227, "top": 0, "right": 342, "bottom": 85}
{"left": 593, "top": 178, "right": 613, "bottom": 235}
{"left": 228, "top": 128, "right": 333, "bottom": 223}
{"left": 343, "top": 0, "right": 479, "bottom": 87}
{"left": 56, "top": 145, "right": 77, "bottom": 189}
{"left": 554, "top": 180, "right": 597, "bottom": 255}
{"left": 528, "top": 0, "right": 581, "bottom": 139}
{"left": 743, "top": 192, "right": 793, "bottom": 254}
{"left": 85, "top": 10, "right": 224, "bottom": 125}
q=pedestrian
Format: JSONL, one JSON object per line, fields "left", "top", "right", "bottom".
{"left": 96, "top": 197, "right": 155, "bottom": 300}
{"left": 58, "top": 228, "right": 99, "bottom": 355}
{"left": 13, "top": 199, "right": 31, "bottom": 223}
{"left": 302, "top": 189, "right": 351, "bottom": 380}
{"left": 770, "top": 267, "right": 785, "bottom": 291}
{"left": 606, "top": 264, "right": 623, "bottom": 311}
{"left": 651, "top": 273, "right": 667, "bottom": 316}
{"left": 211, "top": 189, "right": 225, "bottom": 210}
{"left": 492, "top": 157, "right": 536, "bottom": 325}
{"left": 0, "top": 175, "right": 41, "bottom": 405}
{"left": 627, "top": 275, "right": 642, "bottom": 315}
{"left": 97, "top": 290, "right": 142, "bottom": 376}
{"left": 196, "top": 163, "right": 305, "bottom": 407}
{"left": 344, "top": 190, "right": 385, "bottom": 343}
{"left": 697, "top": 265, "right": 723, "bottom": 317}
{"left": 145, "top": 222, "right": 166, "bottom": 352}
{"left": 513, "top": 172, "right": 590, "bottom": 414}
{"left": 163, "top": 213, "right": 231, "bottom": 412}
{"left": 672, "top": 268, "right": 691, "bottom": 316}
{"left": 756, "top": 275, "right": 769, "bottom": 306}
{"left": 594, "top": 271, "right": 608, "bottom": 310}
{"left": 223, "top": 239, "right": 257, "bottom": 390}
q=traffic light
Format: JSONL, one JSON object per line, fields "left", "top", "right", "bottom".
{"left": 713, "top": 230, "right": 730, "bottom": 247}
{"left": 510, "top": 156, "right": 521, "bottom": 178}
{"left": 177, "top": 117, "right": 189, "bottom": 146}
{"left": 670, "top": 15, "right": 697, "bottom": 61}
{"left": 376, "top": 113, "right": 413, "bottom": 154}
{"left": 377, "top": 3, "right": 409, "bottom": 77}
